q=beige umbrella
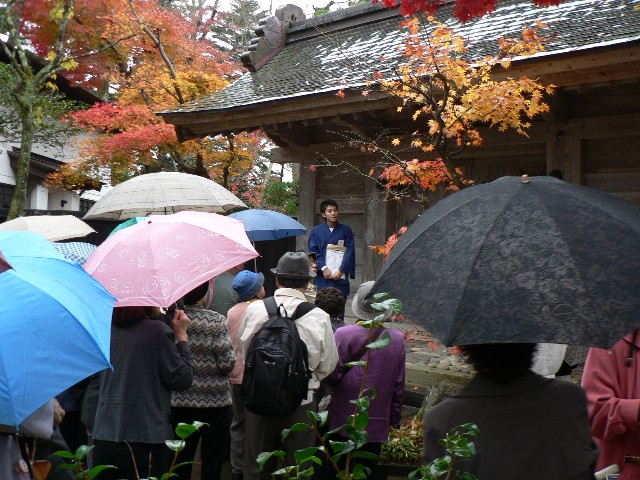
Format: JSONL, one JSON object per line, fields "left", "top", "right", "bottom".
{"left": 0, "top": 215, "right": 96, "bottom": 242}
{"left": 83, "top": 172, "right": 247, "bottom": 221}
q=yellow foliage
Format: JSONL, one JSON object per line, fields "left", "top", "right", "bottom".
{"left": 375, "top": 16, "right": 553, "bottom": 193}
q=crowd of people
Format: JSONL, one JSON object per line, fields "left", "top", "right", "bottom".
{"left": 4, "top": 198, "right": 640, "bottom": 480}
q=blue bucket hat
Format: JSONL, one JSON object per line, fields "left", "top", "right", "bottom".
{"left": 233, "top": 270, "right": 265, "bottom": 302}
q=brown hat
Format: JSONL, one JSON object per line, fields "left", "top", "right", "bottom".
{"left": 270, "top": 251, "right": 317, "bottom": 279}
{"left": 352, "top": 281, "right": 392, "bottom": 321}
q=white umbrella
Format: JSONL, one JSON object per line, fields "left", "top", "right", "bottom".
{"left": 0, "top": 215, "right": 96, "bottom": 242}
{"left": 83, "top": 172, "right": 246, "bottom": 221}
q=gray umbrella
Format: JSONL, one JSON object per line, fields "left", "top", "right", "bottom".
{"left": 83, "top": 172, "right": 246, "bottom": 221}
{"left": 371, "top": 175, "right": 640, "bottom": 348}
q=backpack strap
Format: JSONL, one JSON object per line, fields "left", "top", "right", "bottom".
{"left": 264, "top": 297, "right": 316, "bottom": 321}
{"left": 263, "top": 296, "right": 279, "bottom": 319}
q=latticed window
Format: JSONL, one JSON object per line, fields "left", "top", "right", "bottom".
{"left": 0, "top": 184, "right": 15, "bottom": 209}
{"left": 80, "top": 199, "right": 95, "bottom": 213}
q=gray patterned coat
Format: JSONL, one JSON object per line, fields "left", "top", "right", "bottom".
{"left": 171, "top": 306, "right": 235, "bottom": 408}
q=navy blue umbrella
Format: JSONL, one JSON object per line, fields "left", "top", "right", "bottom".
{"left": 230, "top": 209, "right": 307, "bottom": 242}
{"left": 371, "top": 175, "right": 640, "bottom": 348}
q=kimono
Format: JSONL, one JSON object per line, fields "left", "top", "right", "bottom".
{"left": 308, "top": 222, "right": 355, "bottom": 298}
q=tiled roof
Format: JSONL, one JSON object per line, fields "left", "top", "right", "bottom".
{"left": 160, "top": 0, "right": 640, "bottom": 115}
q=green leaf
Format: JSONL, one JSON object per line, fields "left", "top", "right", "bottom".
{"left": 352, "top": 395, "right": 371, "bottom": 410}
{"left": 294, "top": 447, "right": 321, "bottom": 464}
{"left": 371, "top": 298, "right": 402, "bottom": 314}
{"left": 175, "top": 422, "right": 204, "bottom": 439}
{"left": 352, "top": 430, "right": 368, "bottom": 448}
{"left": 75, "top": 444, "right": 94, "bottom": 460}
{"left": 308, "top": 409, "right": 328, "bottom": 427}
{"left": 328, "top": 439, "right": 354, "bottom": 455}
{"left": 191, "top": 421, "right": 208, "bottom": 430}
{"left": 86, "top": 465, "right": 117, "bottom": 480}
{"left": 281, "top": 422, "right": 311, "bottom": 441}
{"left": 165, "top": 439, "right": 186, "bottom": 452}
{"left": 357, "top": 320, "right": 376, "bottom": 329}
{"left": 372, "top": 292, "right": 389, "bottom": 301}
{"left": 50, "top": 450, "right": 75, "bottom": 459}
{"left": 172, "top": 461, "right": 197, "bottom": 471}
{"left": 257, "top": 450, "right": 285, "bottom": 469}
{"left": 299, "top": 466, "right": 316, "bottom": 477}
{"left": 367, "top": 332, "right": 391, "bottom": 350}
{"left": 345, "top": 360, "right": 367, "bottom": 367}
{"left": 351, "top": 462, "right": 370, "bottom": 479}
{"left": 350, "top": 450, "right": 379, "bottom": 460}
{"left": 354, "top": 411, "right": 369, "bottom": 430}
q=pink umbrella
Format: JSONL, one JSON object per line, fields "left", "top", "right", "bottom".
{"left": 84, "top": 211, "right": 258, "bottom": 307}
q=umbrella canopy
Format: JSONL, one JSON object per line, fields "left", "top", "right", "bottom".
{"left": 84, "top": 211, "right": 259, "bottom": 307}
{"left": 229, "top": 209, "right": 307, "bottom": 241}
{"left": 0, "top": 215, "right": 96, "bottom": 242}
{"left": 53, "top": 241, "right": 97, "bottom": 265}
{"left": 0, "top": 231, "right": 114, "bottom": 426}
{"left": 108, "top": 216, "right": 148, "bottom": 237}
{"left": 371, "top": 175, "right": 640, "bottom": 348}
{"left": 83, "top": 172, "right": 247, "bottom": 221}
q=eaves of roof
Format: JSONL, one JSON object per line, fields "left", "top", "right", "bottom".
{"left": 158, "top": 0, "right": 640, "bottom": 124}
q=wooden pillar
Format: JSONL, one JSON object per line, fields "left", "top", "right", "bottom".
{"left": 297, "top": 159, "right": 317, "bottom": 252}
{"left": 547, "top": 131, "right": 582, "bottom": 184}
{"left": 565, "top": 137, "right": 583, "bottom": 185}
{"left": 363, "top": 176, "right": 387, "bottom": 283}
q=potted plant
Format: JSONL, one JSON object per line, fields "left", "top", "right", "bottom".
{"left": 379, "top": 410, "right": 424, "bottom": 479}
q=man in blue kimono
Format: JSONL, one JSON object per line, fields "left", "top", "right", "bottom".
{"left": 308, "top": 199, "right": 355, "bottom": 303}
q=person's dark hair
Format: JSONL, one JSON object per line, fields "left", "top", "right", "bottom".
{"left": 462, "top": 343, "right": 537, "bottom": 384}
{"left": 548, "top": 169, "right": 563, "bottom": 180}
{"left": 277, "top": 275, "right": 309, "bottom": 289}
{"left": 320, "top": 199, "right": 338, "bottom": 214}
{"left": 112, "top": 306, "right": 156, "bottom": 327}
{"left": 315, "top": 287, "right": 346, "bottom": 318}
{"left": 183, "top": 281, "right": 209, "bottom": 306}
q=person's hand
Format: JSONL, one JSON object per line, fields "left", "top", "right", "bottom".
{"left": 52, "top": 398, "right": 65, "bottom": 428}
{"left": 332, "top": 269, "right": 342, "bottom": 281}
{"left": 172, "top": 309, "right": 191, "bottom": 342}
{"left": 323, "top": 268, "right": 332, "bottom": 279}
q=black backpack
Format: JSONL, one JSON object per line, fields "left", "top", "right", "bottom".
{"left": 242, "top": 297, "right": 315, "bottom": 417}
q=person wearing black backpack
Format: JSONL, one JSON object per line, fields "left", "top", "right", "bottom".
{"left": 238, "top": 252, "right": 338, "bottom": 480}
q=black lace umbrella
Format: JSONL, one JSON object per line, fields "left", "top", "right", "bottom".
{"left": 371, "top": 175, "right": 640, "bottom": 348}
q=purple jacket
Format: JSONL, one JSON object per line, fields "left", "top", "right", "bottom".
{"left": 324, "top": 324, "right": 405, "bottom": 442}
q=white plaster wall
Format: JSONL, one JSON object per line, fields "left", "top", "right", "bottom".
{"left": 29, "top": 184, "right": 49, "bottom": 210}
{"left": 0, "top": 145, "right": 16, "bottom": 185}
{"left": 47, "top": 188, "right": 79, "bottom": 211}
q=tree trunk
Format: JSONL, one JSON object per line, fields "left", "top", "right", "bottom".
{"left": 7, "top": 102, "right": 36, "bottom": 220}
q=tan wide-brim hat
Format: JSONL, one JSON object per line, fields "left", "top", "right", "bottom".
{"left": 352, "top": 281, "right": 392, "bottom": 321}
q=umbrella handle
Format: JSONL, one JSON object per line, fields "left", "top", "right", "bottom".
{"left": 166, "top": 299, "right": 185, "bottom": 318}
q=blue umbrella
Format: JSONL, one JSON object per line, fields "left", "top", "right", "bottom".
{"left": 0, "top": 231, "right": 115, "bottom": 426}
{"left": 53, "top": 241, "right": 97, "bottom": 265}
{"left": 229, "top": 209, "right": 307, "bottom": 242}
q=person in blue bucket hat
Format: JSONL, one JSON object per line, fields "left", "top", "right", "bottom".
{"left": 232, "top": 271, "right": 265, "bottom": 303}
{"left": 227, "top": 270, "right": 265, "bottom": 480}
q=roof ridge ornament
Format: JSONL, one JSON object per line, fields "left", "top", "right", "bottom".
{"left": 240, "top": 4, "right": 305, "bottom": 72}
